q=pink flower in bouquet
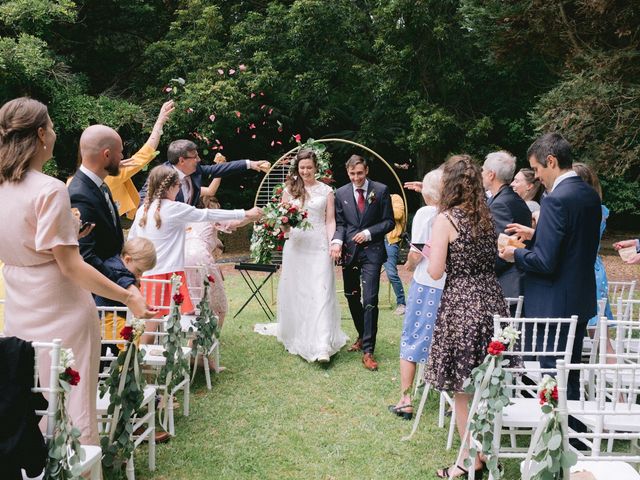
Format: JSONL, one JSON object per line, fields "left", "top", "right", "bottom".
{"left": 287, "top": 206, "right": 298, "bottom": 214}
{"left": 277, "top": 245, "right": 283, "bottom": 251}
{"left": 64, "top": 367, "right": 81, "bottom": 386}
{"left": 120, "top": 326, "right": 134, "bottom": 342}
{"left": 281, "top": 216, "right": 289, "bottom": 224}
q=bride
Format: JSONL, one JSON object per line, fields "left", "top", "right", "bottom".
{"left": 276, "top": 148, "right": 348, "bottom": 362}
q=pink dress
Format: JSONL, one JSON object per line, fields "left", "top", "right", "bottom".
{"left": 184, "top": 222, "right": 228, "bottom": 321}
{"left": 0, "top": 170, "right": 99, "bottom": 445}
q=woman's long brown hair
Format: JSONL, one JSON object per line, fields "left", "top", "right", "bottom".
{"left": 439, "top": 154, "right": 494, "bottom": 237}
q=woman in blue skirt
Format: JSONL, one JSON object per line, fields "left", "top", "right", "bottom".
{"left": 389, "top": 167, "right": 445, "bottom": 420}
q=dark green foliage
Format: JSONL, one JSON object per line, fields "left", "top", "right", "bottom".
{"left": 2, "top": 0, "right": 638, "bottom": 220}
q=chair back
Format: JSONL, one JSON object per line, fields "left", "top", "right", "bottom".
{"left": 183, "top": 265, "right": 207, "bottom": 306}
{"left": 505, "top": 296, "right": 524, "bottom": 319}
{"left": 139, "top": 277, "right": 178, "bottom": 315}
{"left": 31, "top": 339, "right": 63, "bottom": 441}
{"left": 557, "top": 360, "right": 640, "bottom": 463}
{"left": 600, "top": 318, "right": 640, "bottom": 365}
{"left": 609, "top": 280, "right": 636, "bottom": 319}
{"left": 96, "top": 306, "right": 130, "bottom": 379}
{"left": 493, "top": 314, "right": 578, "bottom": 395}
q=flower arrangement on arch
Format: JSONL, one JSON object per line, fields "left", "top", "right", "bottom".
{"left": 462, "top": 325, "right": 521, "bottom": 479}
{"left": 45, "top": 348, "right": 84, "bottom": 480}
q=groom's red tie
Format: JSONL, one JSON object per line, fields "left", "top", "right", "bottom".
{"left": 356, "top": 188, "right": 365, "bottom": 213}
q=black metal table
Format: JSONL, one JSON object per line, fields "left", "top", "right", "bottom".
{"left": 233, "top": 262, "right": 279, "bottom": 321}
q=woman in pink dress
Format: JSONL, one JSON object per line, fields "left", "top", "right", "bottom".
{"left": 0, "top": 98, "right": 150, "bottom": 445}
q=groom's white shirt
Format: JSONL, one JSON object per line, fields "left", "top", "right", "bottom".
{"left": 331, "top": 179, "right": 372, "bottom": 246}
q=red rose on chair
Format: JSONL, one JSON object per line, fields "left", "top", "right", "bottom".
{"left": 487, "top": 340, "right": 506, "bottom": 356}
{"left": 207, "top": 274, "right": 215, "bottom": 284}
{"left": 63, "top": 367, "right": 81, "bottom": 386}
{"left": 173, "top": 293, "right": 184, "bottom": 305}
{"left": 120, "top": 326, "right": 134, "bottom": 342}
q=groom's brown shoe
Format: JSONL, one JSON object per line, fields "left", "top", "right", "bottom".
{"left": 347, "top": 338, "right": 363, "bottom": 352}
{"left": 362, "top": 353, "right": 378, "bottom": 371}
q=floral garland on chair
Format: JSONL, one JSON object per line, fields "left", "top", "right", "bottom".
{"left": 99, "top": 318, "right": 146, "bottom": 475}
{"left": 522, "top": 376, "right": 577, "bottom": 480}
{"left": 462, "top": 326, "right": 520, "bottom": 479}
{"left": 250, "top": 137, "right": 333, "bottom": 264}
{"left": 190, "top": 274, "right": 220, "bottom": 377}
{"left": 45, "top": 348, "right": 84, "bottom": 480}
{"left": 157, "top": 281, "right": 190, "bottom": 422}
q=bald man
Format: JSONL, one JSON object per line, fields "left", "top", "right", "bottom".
{"left": 68, "top": 125, "right": 126, "bottom": 283}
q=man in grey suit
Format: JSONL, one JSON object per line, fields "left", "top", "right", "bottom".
{"left": 482, "top": 151, "right": 532, "bottom": 304}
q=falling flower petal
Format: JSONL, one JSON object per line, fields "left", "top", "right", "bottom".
{"left": 394, "top": 163, "right": 410, "bottom": 170}
{"left": 219, "top": 145, "right": 224, "bottom": 150}
{"left": 209, "top": 114, "right": 216, "bottom": 122}
{"left": 262, "top": 121, "right": 267, "bottom": 125}
{"left": 235, "top": 111, "right": 242, "bottom": 118}
{"left": 260, "top": 104, "right": 266, "bottom": 110}
{"left": 276, "top": 140, "right": 282, "bottom": 145}
{"left": 293, "top": 133, "right": 302, "bottom": 143}
{"left": 186, "top": 107, "right": 194, "bottom": 114}
{"left": 268, "top": 108, "right": 273, "bottom": 115}
{"left": 239, "top": 64, "right": 247, "bottom": 71}
{"left": 251, "top": 134, "right": 256, "bottom": 139}
{"left": 217, "top": 68, "right": 224, "bottom": 75}
{"left": 250, "top": 93, "right": 256, "bottom": 98}
{"left": 229, "top": 69, "right": 236, "bottom": 75}
{"left": 278, "top": 126, "right": 283, "bottom": 132}
{"left": 249, "top": 123, "right": 256, "bottom": 129}
{"left": 215, "top": 139, "right": 221, "bottom": 145}
{"left": 163, "top": 86, "right": 172, "bottom": 93}
{"left": 240, "top": 185, "right": 244, "bottom": 189}
{"left": 259, "top": 92, "right": 265, "bottom": 96}
{"left": 211, "top": 145, "right": 218, "bottom": 150}
{"left": 236, "top": 127, "right": 241, "bottom": 134}
{"left": 270, "top": 140, "right": 275, "bottom": 147}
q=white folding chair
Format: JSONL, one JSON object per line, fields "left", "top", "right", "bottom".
{"left": 138, "top": 277, "right": 190, "bottom": 436}
{"left": 96, "top": 306, "right": 156, "bottom": 479}
{"left": 432, "top": 296, "right": 525, "bottom": 450}
{"left": 560, "top": 360, "right": 640, "bottom": 479}
{"left": 183, "top": 265, "right": 221, "bottom": 389}
{"left": 25, "top": 339, "right": 101, "bottom": 480}
{"left": 485, "top": 315, "right": 577, "bottom": 477}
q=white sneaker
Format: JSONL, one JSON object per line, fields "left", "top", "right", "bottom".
{"left": 317, "top": 353, "right": 330, "bottom": 363}
{"left": 394, "top": 305, "right": 406, "bottom": 316}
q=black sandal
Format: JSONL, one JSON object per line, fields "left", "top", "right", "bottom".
{"left": 387, "top": 403, "right": 414, "bottom": 420}
{"left": 436, "top": 464, "right": 484, "bottom": 479}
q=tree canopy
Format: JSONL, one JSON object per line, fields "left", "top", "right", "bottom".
{"left": 2, "top": 0, "right": 638, "bottom": 223}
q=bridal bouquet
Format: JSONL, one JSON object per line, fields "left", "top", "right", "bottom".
{"left": 250, "top": 198, "right": 311, "bottom": 264}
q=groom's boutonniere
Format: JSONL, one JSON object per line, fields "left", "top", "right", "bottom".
{"left": 367, "top": 190, "right": 376, "bottom": 205}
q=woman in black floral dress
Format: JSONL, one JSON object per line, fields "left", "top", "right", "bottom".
{"left": 424, "top": 154, "right": 508, "bottom": 479}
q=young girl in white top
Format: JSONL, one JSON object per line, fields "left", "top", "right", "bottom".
{"left": 389, "top": 167, "right": 445, "bottom": 420}
{"left": 129, "top": 164, "right": 259, "bottom": 312}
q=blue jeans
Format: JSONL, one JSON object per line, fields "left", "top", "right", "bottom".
{"left": 384, "top": 239, "right": 405, "bottom": 306}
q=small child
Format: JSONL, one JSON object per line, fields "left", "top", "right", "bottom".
{"left": 95, "top": 237, "right": 157, "bottom": 349}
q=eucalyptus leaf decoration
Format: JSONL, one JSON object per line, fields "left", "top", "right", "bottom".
{"left": 157, "top": 276, "right": 190, "bottom": 424}
{"left": 462, "top": 326, "right": 521, "bottom": 479}
{"left": 45, "top": 348, "right": 85, "bottom": 480}
{"left": 250, "top": 140, "right": 333, "bottom": 264}
{"left": 190, "top": 274, "right": 220, "bottom": 377}
{"left": 99, "top": 318, "right": 146, "bottom": 476}
{"left": 522, "top": 376, "right": 578, "bottom": 480}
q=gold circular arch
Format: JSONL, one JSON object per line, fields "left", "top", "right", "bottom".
{"left": 253, "top": 138, "right": 408, "bottom": 220}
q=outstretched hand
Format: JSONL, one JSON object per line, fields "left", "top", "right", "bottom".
{"left": 250, "top": 160, "right": 271, "bottom": 173}
{"left": 404, "top": 181, "right": 422, "bottom": 193}
{"left": 126, "top": 290, "right": 156, "bottom": 319}
{"left": 244, "top": 206, "right": 264, "bottom": 222}
{"left": 157, "top": 100, "right": 175, "bottom": 125}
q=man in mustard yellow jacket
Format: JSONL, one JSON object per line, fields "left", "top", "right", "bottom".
{"left": 384, "top": 193, "right": 407, "bottom": 315}
{"left": 105, "top": 100, "right": 175, "bottom": 219}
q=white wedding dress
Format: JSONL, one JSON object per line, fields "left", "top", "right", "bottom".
{"left": 275, "top": 182, "right": 348, "bottom": 362}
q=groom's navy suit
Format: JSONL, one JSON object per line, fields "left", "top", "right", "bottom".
{"left": 514, "top": 175, "right": 601, "bottom": 400}
{"left": 333, "top": 180, "right": 394, "bottom": 354}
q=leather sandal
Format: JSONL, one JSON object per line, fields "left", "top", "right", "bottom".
{"left": 387, "top": 403, "right": 414, "bottom": 420}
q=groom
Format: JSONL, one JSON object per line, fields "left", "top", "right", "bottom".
{"left": 330, "top": 155, "right": 394, "bottom": 370}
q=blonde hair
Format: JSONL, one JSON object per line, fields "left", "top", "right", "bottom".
{"left": 0, "top": 97, "right": 50, "bottom": 184}
{"left": 139, "top": 165, "right": 179, "bottom": 229}
{"left": 422, "top": 168, "right": 443, "bottom": 206}
{"left": 122, "top": 237, "right": 157, "bottom": 272}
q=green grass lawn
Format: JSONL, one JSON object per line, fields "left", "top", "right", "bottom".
{"left": 132, "top": 272, "right": 523, "bottom": 480}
